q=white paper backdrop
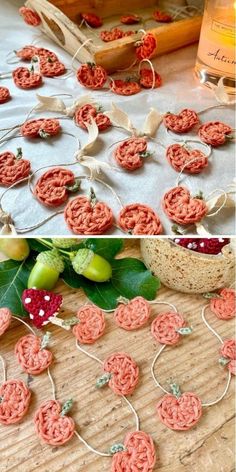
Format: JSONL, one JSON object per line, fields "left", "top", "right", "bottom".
{"left": 0, "top": 0, "right": 235, "bottom": 235}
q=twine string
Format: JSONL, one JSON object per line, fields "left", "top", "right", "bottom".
{"left": 175, "top": 155, "right": 209, "bottom": 187}
{"left": 103, "top": 299, "right": 177, "bottom": 313}
{"left": 151, "top": 345, "right": 169, "bottom": 394}
{"left": 149, "top": 299, "right": 178, "bottom": 312}
{"left": 12, "top": 315, "right": 36, "bottom": 335}
{"left": 47, "top": 367, "right": 56, "bottom": 400}
{"left": 76, "top": 340, "right": 103, "bottom": 365}
{"left": 0, "top": 354, "right": 7, "bottom": 382}
{"left": 75, "top": 431, "right": 112, "bottom": 457}
{"left": 201, "top": 305, "right": 223, "bottom": 344}
{"left": 71, "top": 39, "right": 94, "bottom": 72}
{"left": 202, "top": 371, "right": 231, "bottom": 407}
{"left": 201, "top": 304, "right": 232, "bottom": 407}
{"left": 198, "top": 104, "right": 232, "bottom": 115}
{"left": 151, "top": 303, "right": 233, "bottom": 407}
{"left": 15, "top": 211, "right": 64, "bottom": 233}
{"left": 138, "top": 59, "right": 156, "bottom": 89}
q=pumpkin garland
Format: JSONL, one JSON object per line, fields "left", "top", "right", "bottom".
{"left": 151, "top": 297, "right": 235, "bottom": 431}
{"left": 0, "top": 284, "right": 234, "bottom": 467}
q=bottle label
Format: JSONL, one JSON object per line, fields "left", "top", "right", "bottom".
{"left": 197, "top": 17, "right": 235, "bottom": 76}
{"left": 211, "top": 20, "right": 234, "bottom": 38}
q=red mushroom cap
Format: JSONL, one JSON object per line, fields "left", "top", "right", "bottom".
{"left": 22, "top": 288, "right": 63, "bottom": 328}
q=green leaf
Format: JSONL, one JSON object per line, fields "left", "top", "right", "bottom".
{"left": 62, "top": 264, "right": 84, "bottom": 289}
{"left": 62, "top": 256, "right": 160, "bottom": 310}
{"left": 84, "top": 238, "right": 124, "bottom": 261}
{"left": 0, "top": 258, "right": 35, "bottom": 316}
{"left": 28, "top": 238, "right": 52, "bottom": 253}
{"left": 111, "top": 258, "right": 160, "bottom": 301}
{"left": 82, "top": 279, "right": 120, "bottom": 309}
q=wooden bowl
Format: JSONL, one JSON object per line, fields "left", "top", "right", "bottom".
{"left": 141, "top": 238, "right": 235, "bottom": 294}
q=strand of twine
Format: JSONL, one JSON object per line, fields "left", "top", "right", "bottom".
{"left": 138, "top": 59, "right": 156, "bottom": 90}
{"left": 201, "top": 305, "right": 223, "bottom": 344}
{"left": 0, "top": 124, "right": 78, "bottom": 146}
{"left": 151, "top": 345, "right": 169, "bottom": 395}
{"left": 103, "top": 299, "right": 178, "bottom": 313}
{"left": 198, "top": 104, "right": 233, "bottom": 115}
{"left": 47, "top": 367, "right": 56, "bottom": 400}
{"left": 78, "top": 18, "right": 101, "bottom": 41}
{"left": 5, "top": 35, "right": 47, "bottom": 64}
{"left": 74, "top": 393, "right": 140, "bottom": 458}
{"left": 171, "top": 4, "right": 202, "bottom": 20}
{"left": 5, "top": 50, "right": 20, "bottom": 65}
{"left": 12, "top": 315, "right": 36, "bottom": 335}
{"left": 149, "top": 300, "right": 178, "bottom": 312}
{"left": 169, "top": 138, "right": 212, "bottom": 154}
{"left": 76, "top": 340, "right": 103, "bottom": 365}
{"left": 165, "top": 128, "right": 203, "bottom": 142}
{"left": 201, "top": 305, "right": 231, "bottom": 407}
{"left": 0, "top": 354, "right": 7, "bottom": 382}
{"left": 0, "top": 116, "right": 72, "bottom": 145}
{"left": 71, "top": 39, "right": 94, "bottom": 72}
{"left": 75, "top": 340, "right": 139, "bottom": 456}
{"left": 0, "top": 93, "right": 73, "bottom": 143}
{"left": 151, "top": 304, "right": 232, "bottom": 406}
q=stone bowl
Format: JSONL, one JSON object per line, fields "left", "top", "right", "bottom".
{"left": 141, "top": 238, "right": 235, "bottom": 294}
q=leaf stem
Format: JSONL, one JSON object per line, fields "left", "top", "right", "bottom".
{"left": 36, "top": 238, "right": 74, "bottom": 258}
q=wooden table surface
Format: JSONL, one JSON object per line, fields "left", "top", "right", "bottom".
{"left": 0, "top": 240, "right": 235, "bottom": 472}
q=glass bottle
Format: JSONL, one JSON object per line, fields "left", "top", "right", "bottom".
{"left": 195, "top": 0, "right": 236, "bottom": 94}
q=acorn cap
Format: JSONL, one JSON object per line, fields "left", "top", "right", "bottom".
{"left": 37, "top": 249, "right": 64, "bottom": 273}
{"left": 72, "top": 248, "right": 94, "bottom": 275}
{"left": 52, "top": 238, "right": 78, "bottom": 249}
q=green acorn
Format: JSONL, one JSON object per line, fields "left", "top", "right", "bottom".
{"left": 28, "top": 249, "right": 65, "bottom": 290}
{"left": 0, "top": 238, "right": 30, "bottom": 261}
{"left": 52, "top": 238, "right": 79, "bottom": 248}
{"left": 71, "top": 248, "right": 112, "bottom": 283}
